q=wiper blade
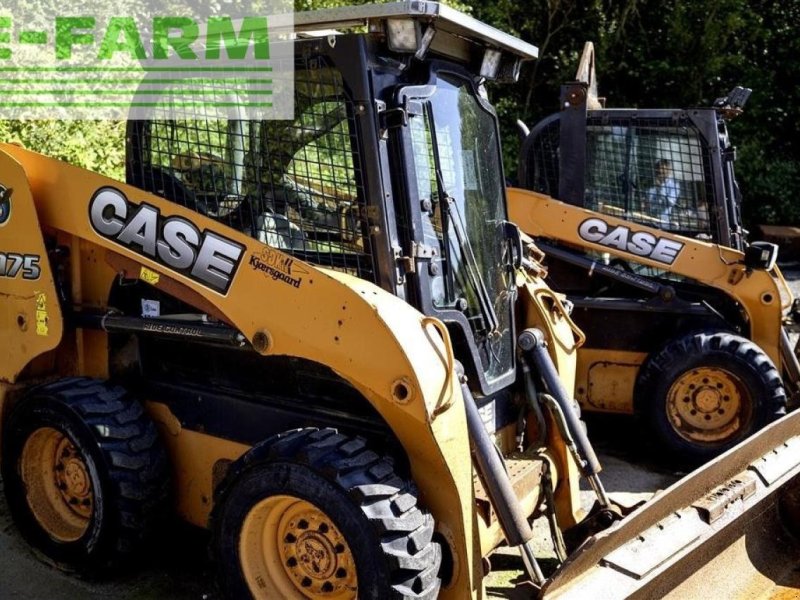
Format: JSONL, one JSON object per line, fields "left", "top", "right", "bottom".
{"left": 436, "top": 169, "right": 500, "bottom": 335}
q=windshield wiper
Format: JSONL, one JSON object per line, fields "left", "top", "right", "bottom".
{"left": 435, "top": 168, "right": 500, "bottom": 335}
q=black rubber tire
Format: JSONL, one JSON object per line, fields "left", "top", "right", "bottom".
{"left": 211, "top": 428, "right": 442, "bottom": 600}
{"left": 636, "top": 331, "right": 786, "bottom": 464}
{"left": 1, "top": 377, "right": 169, "bottom": 573}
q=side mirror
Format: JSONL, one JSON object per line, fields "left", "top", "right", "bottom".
{"left": 502, "top": 221, "right": 524, "bottom": 270}
{"left": 744, "top": 241, "right": 779, "bottom": 271}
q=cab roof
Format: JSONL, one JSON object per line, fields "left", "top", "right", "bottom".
{"left": 293, "top": 2, "right": 538, "bottom": 61}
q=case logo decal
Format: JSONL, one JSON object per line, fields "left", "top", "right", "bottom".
{"left": 0, "top": 185, "right": 12, "bottom": 225}
{"left": 578, "top": 217, "right": 685, "bottom": 265}
{"left": 89, "top": 187, "right": 244, "bottom": 294}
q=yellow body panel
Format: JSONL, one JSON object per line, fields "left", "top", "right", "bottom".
{"left": 146, "top": 402, "right": 250, "bottom": 524}
{"left": 576, "top": 349, "right": 648, "bottom": 413}
{"left": 0, "top": 152, "right": 63, "bottom": 382}
{"left": 1, "top": 144, "right": 482, "bottom": 597}
{"left": 519, "top": 275, "right": 583, "bottom": 389}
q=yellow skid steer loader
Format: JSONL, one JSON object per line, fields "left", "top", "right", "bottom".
{"left": 510, "top": 43, "right": 799, "bottom": 464}
{"left": 1, "top": 7, "right": 800, "bottom": 600}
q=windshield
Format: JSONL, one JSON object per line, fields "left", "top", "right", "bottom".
{"left": 409, "top": 74, "right": 515, "bottom": 385}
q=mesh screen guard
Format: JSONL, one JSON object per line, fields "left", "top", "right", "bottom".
{"left": 528, "top": 114, "right": 716, "bottom": 239}
{"left": 127, "top": 53, "right": 375, "bottom": 281}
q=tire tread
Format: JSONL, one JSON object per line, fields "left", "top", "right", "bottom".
{"left": 637, "top": 330, "right": 786, "bottom": 463}
{"left": 7, "top": 378, "right": 169, "bottom": 569}
{"left": 213, "top": 428, "right": 441, "bottom": 599}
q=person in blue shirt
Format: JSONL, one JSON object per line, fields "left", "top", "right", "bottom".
{"left": 647, "top": 159, "right": 679, "bottom": 226}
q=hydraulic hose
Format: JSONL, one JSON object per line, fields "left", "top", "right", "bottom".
{"left": 521, "top": 360, "right": 548, "bottom": 448}
{"left": 518, "top": 328, "right": 610, "bottom": 508}
{"left": 457, "top": 363, "right": 545, "bottom": 585}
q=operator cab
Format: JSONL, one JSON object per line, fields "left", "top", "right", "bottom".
{"left": 125, "top": 2, "right": 538, "bottom": 397}
{"left": 520, "top": 71, "right": 749, "bottom": 252}
{"left": 516, "top": 44, "right": 759, "bottom": 306}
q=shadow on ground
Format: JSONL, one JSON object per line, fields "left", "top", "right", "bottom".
{"left": 0, "top": 476, "right": 216, "bottom": 600}
{"left": 779, "top": 265, "right": 800, "bottom": 281}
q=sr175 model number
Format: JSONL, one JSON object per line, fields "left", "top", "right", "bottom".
{"left": 0, "top": 253, "right": 41, "bottom": 280}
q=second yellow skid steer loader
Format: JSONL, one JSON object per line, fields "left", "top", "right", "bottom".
{"left": 509, "top": 43, "right": 799, "bottom": 464}
{"left": 4, "top": 7, "right": 800, "bottom": 600}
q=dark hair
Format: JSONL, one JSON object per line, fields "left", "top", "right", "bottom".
{"left": 655, "top": 159, "right": 671, "bottom": 169}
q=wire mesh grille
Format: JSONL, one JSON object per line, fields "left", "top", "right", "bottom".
{"left": 127, "top": 54, "right": 374, "bottom": 280}
{"left": 524, "top": 114, "right": 560, "bottom": 198}
{"left": 585, "top": 116, "right": 714, "bottom": 237}
{"left": 527, "top": 115, "right": 716, "bottom": 239}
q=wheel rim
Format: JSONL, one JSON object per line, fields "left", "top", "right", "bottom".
{"left": 240, "top": 494, "right": 358, "bottom": 599}
{"left": 666, "top": 367, "right": 751, "bottom": 444}
{"left": 20, "top": 427, "right": 93, "bottom": 542}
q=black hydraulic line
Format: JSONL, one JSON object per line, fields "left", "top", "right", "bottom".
{"left": 780, "top": 327, "right": 800, "bottom": 403}
{"left": 518, "top": 328, "right": 601, "bottom": 476}
{"left": 521, "top": 360, "right": 548, "bottom": 448}
{"left": 542, "top": 464, "right": 568, "bottom": 562}
{"left": 515, "top": 408, "right": 527, "bottom": 453}
{"left": 536, "top": 241, "right": 676, "bottom": 302}
{"left": 457, "top": 363, "right": 545, "bottom": 585}
{"left": 72, "top": 312, "right": 247, "bottom": 347}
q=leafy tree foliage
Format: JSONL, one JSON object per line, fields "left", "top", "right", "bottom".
{"left": 0, "top": 0, "right": 796, "bottom": 225}
{"left": 474, "top": 0, "right": 800, "bottom": 226}
{"left": 0, "top": 120, "right": 125, "bottom": 180}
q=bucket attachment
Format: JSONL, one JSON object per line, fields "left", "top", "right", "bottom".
{"left": 542, "top": 409, "right": 800, "bottom": 599}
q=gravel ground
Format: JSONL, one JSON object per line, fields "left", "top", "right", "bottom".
{"left": 1, "top": 268, "right": 798, "bottom": 599}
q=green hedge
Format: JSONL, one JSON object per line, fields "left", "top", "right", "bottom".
{"left": 0, "top": 120, "right": 125, "bottom": 181}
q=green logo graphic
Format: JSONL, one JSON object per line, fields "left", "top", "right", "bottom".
{"left": 0, "top": 2, "right": 294, "bottom": 120}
